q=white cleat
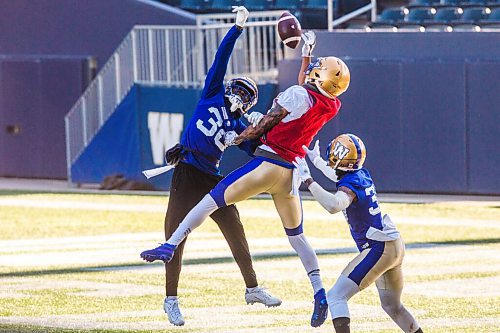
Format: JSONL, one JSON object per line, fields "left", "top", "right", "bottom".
{"left": 245, "top": 286, "right": 282, "bottom": 307}
{"left": 163, "top": 297, "right": 185, "bottom": 326}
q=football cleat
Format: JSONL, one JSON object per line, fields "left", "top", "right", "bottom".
{"left": 311, "top": 288, "right": 328, "bottom": 327}
{"left": 245, "top": 286, "right": 282, "bottom": 307}
{"left": 163, "top": 297, "right": 185, "bottom": 326}
{"left": 140, "top": 243, "right": 176, "bottom": 263}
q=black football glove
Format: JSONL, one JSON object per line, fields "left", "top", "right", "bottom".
{"left": 165, "top": 144, "right": 185, "bottom": 166}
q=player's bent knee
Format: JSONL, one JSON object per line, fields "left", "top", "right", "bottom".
{"left": 381, "top": 302, "right": 403, "bottom": 317}
{"left": 209, "top": 186, "right": 228, "bottom": 208}
{"left": 327, "top": 287, "right": 350, "bottom": 319}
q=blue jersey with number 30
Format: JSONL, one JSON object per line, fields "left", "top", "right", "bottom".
{"left": 180, "top": 26, "right": 253, "bottom": 176}
{"left": 337, "top": 169, "right": 384, "bottom": 250}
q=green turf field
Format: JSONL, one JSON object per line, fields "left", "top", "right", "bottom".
{"left": 0, "top": 192, "right": 499, "bottom": 332}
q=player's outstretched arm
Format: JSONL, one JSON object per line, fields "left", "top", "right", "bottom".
{"left": 293, "top": 157, "right": 354, "bottom": 214}
{"left": 303, "top": 141, "right": 339, "bottom": 182}
{"left": 298, "top": 31, "right": 316, "bottom": 85}
{"left": 201, "top": 6, "right": 249, "bottom": 99}
{"left": 233, "top": 104, "right": 289, "bottom": 144}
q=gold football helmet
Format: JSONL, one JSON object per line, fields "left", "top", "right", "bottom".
{"left": 326, "top": 134, "right": 366, "bottom": 171}
{"left": 304, "top": 56, "right": 350, "bottom": 98}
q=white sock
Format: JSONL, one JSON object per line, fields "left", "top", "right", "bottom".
{"left": 167, "top": 194, "right": 218, "bottom": 245}
{"left": 287, "top": 233, "right": 323, "bottom": 293}
{"left": 308, "top": 269, "right": 324, "bottom": 294}
{"left": 165, "top": 296, "right": 178, "bottom": 301}
{"left": 246, "top": 286, "right": 259, "bottom": 293}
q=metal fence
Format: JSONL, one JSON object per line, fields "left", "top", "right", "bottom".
{"left": 65, "top": 11, "right": 284, "bottom": 180}
{"left": 328, "top": 0, "right": 378, "bottom": 30}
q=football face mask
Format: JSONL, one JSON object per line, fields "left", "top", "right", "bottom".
{"left": 225, "top": 77, "right": 258, "bottom": 114}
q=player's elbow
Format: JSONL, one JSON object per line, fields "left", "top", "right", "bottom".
{"left": 326, "top": 205, "right": 342, "bottom": 215}
{"left": 320, "top": 201, "right": 341, "bottom": 214}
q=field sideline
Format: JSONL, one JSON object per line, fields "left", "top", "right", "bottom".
{"left": 0, "top": 191, "right": 499, "bottom": 333}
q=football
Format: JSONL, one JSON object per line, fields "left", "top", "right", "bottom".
{"left": 277, "top": 12, "right": 302, "bottom": 49}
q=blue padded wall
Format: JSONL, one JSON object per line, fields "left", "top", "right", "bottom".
{"left": 400, "top": 62, "right": 467, "bottom": 193}
{"left": 70, "top": 83, "right": 277, "bottom": 190}
{"left": 467, "top": 61, "right": 500, "bottom": 194}
{"left": 71, "top": 87, "right": 142, "bottom": 184}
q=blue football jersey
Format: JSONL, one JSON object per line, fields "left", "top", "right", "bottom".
{"left": 337, "top": 169, "right": 384, "bottom": 250}
{"left": 180, "top": 26, "right": 254, "bottom": 176}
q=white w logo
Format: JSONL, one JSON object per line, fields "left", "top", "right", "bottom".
{"left": 333, "top": 141, "right": 350, "bottom": 159}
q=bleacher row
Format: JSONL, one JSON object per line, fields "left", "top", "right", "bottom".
{"left": 160, "top": 0, "right": 500, "bottom": 31}
{"left": 160, "top": 0, "right": 327, "bottom": 13}
{"left": 363, "top": 0, "right": 500, "bottom": 31}
{"left": 160, "top": 0, "right": 334, "bottom": 28}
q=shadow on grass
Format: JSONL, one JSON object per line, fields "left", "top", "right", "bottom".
{"left": 1, "top": 238, "right": 499, "bottom": 278}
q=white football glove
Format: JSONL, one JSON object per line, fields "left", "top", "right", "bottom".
{"left": 232, "top": 6, "right": 249, "bottom": 28}
{"left": 228, "top": 94, "right": 243, "bottom": 113}
{"left": 293, "top": 157, "right": 312, "bottom": 183}
{"left": 303, "top": 141, "right": 339, "bottom": 182}
{"left": 303, "top": 140, "right": 322, "bottom": 166}
{"left": 224, "top": 130, "right": 238, "bottom": 147}
{"left": 244, "top": 112, "right": 264, "bottom": 128}
{"left": 301, "top": 31, "right": 316, "bottom": 57}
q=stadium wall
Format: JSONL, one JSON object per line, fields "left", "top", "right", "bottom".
{"left": 279, "top": 32, "right": 500, "bottom": 195}
{"left": 0, "top": 0, "right": 195, "bottom": 71}
{"left": 0, "top": 0, "right": 195, "bottom": 179}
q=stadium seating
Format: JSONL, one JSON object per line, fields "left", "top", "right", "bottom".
{"left": 244, "top": 0, "right": 274, "bottom": 11}
{"left": 211, "top": 0, "right": 240, "bottom": 12}
{"left": 180, "top": 0, "right": 211, "bottom": 12}
{"left": 365, "top": 24, "right": 398, "bottom": 31}
{"left": 405, "top": 8, "right": 437, "bottom": 23}
{"left": 486, "top": 6, "right": 500, "bottom": 20}
{"left": 433, "top": 7, "right": 463, "bottom": 22}
{"left": 300, "top": 0, "right": 329, "bottom": 29}
{"left": 273, "top": 0, "right": 304, "bottom": 10}
{"left": 453, "top": 23, "right": 482, "bottom": 29}
{"left": 467, "top": 0, "right": 488, "bottom": 4}
{"left": 157, "top": 0, "right": 500, "bottom": 31}
{"left": 377, "top": 8, "right": 407, "bottom": 24}
{"left": 440, "top": 0, "right": 461, "bottom": 5}
{"left": 408, "top": 0, "right": 441, "bottom": 6}
{"left": 303, "top": 0, "right": 328, "bottom": 10}
{"left": 460, "top": 7, "right": 491, "bottom": 21}
{"left": 364, "top": 0, "right": 499, "bottom": 31}
{"left": 425, "top": 23, "right": 454, "bottom": 30}
{"left": 398, "top": 24, "right": 426, "bottom": 30}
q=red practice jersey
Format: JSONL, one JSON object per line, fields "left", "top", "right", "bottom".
{"left": 261, "top": 86, "right": 341, "bottom": 163}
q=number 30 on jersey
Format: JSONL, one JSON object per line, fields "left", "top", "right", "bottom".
{"left": 195, "top": 107, "right": 227, "bottom": 151}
